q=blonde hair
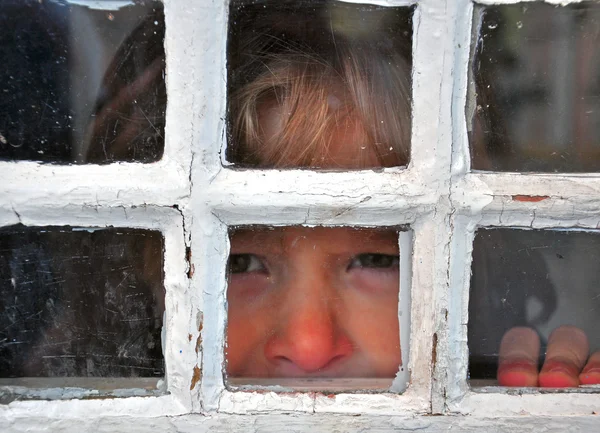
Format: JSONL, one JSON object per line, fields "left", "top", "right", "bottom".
{"left": 230, "top": 47, "right": 411, "bottom": 169}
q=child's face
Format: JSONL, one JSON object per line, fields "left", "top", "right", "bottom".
{"left": 226, "top": 227, "right": 401, "bottom": 378}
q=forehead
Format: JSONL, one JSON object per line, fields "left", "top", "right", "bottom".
{"left": 257, "top": 96, "right": 380, "bottom": 169}
{"left": 230, "top": 226, "right": 399, "bottom": 253}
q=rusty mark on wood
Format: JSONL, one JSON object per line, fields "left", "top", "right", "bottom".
{"left": 512, "top": 195, "right": 549, "bottom": 202}
{"left": 195, "top": 321, "right": 203, "bottom": 354}
{"left": 195, "top": 334, "right": 202, "bottom": 354}
{"left": 186, "top": 247, "right": 194, "bottom": 278}
{"left": 190, "top": 365, "right": 202, "bottom": 390}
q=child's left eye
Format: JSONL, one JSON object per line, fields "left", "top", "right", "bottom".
{"left": 348, "top": 253, "right": 399, "bottom": 270}
{"left": 228, "top": 254, "right": 266, "bottom": 274}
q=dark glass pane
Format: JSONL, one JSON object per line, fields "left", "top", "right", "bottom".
{"left": 470, "top": 3, "right": 600, "bottom": 172}
{"left": 0, "top": 0, "right": 165, "bottom": 164}
{"left": 226, "top": 226, "right": 402, "bottom": 389}
{"left": 469, "top": 229, "right": 600, "bottom": 386}
{"left": 0, "top": 226, "right": 164, "bottom": 378}
{"left": 227, "top": 0, "right": 413, "bottom": 169}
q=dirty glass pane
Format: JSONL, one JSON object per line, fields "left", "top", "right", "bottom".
{"left": 0, "top": 0, "right": 165, "bottom": 164}
{"left": 0, "top": 226, "right": 164, "bottom": 379}
{"left": 469, "top": 229, "right": 600, "bottom": 387}
{"left": 469, "top": 3, "right": 600, "bottom": 172}
{"left": 227, "top": 1, "right": 413, "bottom": 169}
{"left": 225, "top": 226, "right": 409, "bottom": 391}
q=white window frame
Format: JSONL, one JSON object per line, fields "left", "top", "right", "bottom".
{"left": 2, "top": 0, "right": 600, "bottom": 430}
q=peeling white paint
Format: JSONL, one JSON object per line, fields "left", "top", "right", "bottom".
{"left": 4, "top": 412, "right": 600, "bottom": 432}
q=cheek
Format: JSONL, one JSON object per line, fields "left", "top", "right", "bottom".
{"left": 226, "top": 306, "right": 265, "bottom": 376}
{"left": 226, "top": 280, "right": 276, "bottom": 377}
{"left": 352, "top": 301, "right": 401, "bottom": 375}
{"left": 341, "top": 277, "right": 401, "bottom": 375}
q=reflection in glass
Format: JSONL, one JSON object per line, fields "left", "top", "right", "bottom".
{"left": 226, "top": 226, "right": 403, "bottom": 388}
{"left": 469, "top": 229, "right": 600, "bottom": 384}
{"left": 0, "top": 0, "right": 165, "bottom": 164}
{"left": 227, "top": 1, "right": 413, "bottom": 169}
{"left": 469, "top": 3, "right": 600, "bottom": 172}
{"left": 0, "top": 227, "right": 164, "bottom": 378}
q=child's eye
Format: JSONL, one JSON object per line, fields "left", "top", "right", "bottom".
{"left": 348, "top": 253, "right": 399, "bottom": 270}
{"left": 228, "top": 254, "right": 266, "bottom": 274}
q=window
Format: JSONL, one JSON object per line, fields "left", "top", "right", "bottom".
{"left": 2, "top": 0, "right": 600, "bottom": 431}
{"left": 0, "top": 0, "right": 189, "bottom": 414}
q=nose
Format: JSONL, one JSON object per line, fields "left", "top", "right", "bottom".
{"left": 264, "top": 285, "right": 354, "bottom": 375}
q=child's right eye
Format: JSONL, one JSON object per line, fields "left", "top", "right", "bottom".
{"left": 228, "top": 254, "right": 266, "bottom": 274}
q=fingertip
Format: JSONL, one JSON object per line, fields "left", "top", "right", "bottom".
{"left": 579, "top": 351, "right": 600, "bottom": 385}
{"left": 497, "top": 327, "right": 541, "bottom": 386}
{"left": 539, "top": 326, "right": 589, "bottom": 388}
{"left": 579, "top": 371, "right": 600, "bottom": 385}
{"left": 539, "top": 371, "right": 580, "bottom": 388}
{"left": 497, "top": 364, "right": 539, "bottom": 387}
{"left": 539, "top": 358, "right": 582, "bottom": 387}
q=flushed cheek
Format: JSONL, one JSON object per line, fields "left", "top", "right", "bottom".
{"left": 226, "top": 305, "right": 272, "bottom": 377}
{"left": 343, "top": 296, "right": 401, "bottom": 376}
{"left": 226, "top": 275, "right": 275, "bottom": 376}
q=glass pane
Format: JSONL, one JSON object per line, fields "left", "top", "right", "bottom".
{"left": 0, "top": 226, "right": 164, "bottom": 379}
{"left": 469, "top": 3, "right": 600, "bottom": 172}
{"left": 469, "top": 229, "right": 600, "bottom": 388}
{"left": 0, "top": 0, "right": 165, "bottom": 164}
{"left": 227, "top": 0, "right": 413, "bottom": 169}
{"left": 225, "top": 226, "right": 407, "bottom": 391}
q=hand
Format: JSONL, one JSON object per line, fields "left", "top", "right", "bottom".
{"left": 497, "top": 325, "right": 600, "bottom": 387}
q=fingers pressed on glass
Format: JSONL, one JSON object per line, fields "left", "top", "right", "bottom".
{"left": 497, "top": 327, "right": 540, "bottom": 387}
{"left": 579, "top": 351, "right": 600, "bottom": 385}
{"left": 538, "top": 325, "right": 589, "bottom": 388}
{"left": 469, "top": 229, "right": 600, "bottom": 389}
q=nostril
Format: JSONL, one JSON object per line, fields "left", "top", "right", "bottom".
{"left": 320, "top": 354, "right": 346, "bottom": 371}
{"left": 265, "top": 330, "right": 354, "bottom": 375}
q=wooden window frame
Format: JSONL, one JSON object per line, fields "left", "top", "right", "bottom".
{"left": 2, "top": 0, "right": 600, "bottom": 430}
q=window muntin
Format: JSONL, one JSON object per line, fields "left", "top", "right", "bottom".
{"left": 469, "top": 2, "right": 600, "bottom": 172}
{"left": 468, "top": 228, "right": 600, "bottom": 387}
{"left": 3, "top": 0, "right": 600, "bottom": 426}
{"left": 0, "top": 0, "right": 165, "bottom": 164}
